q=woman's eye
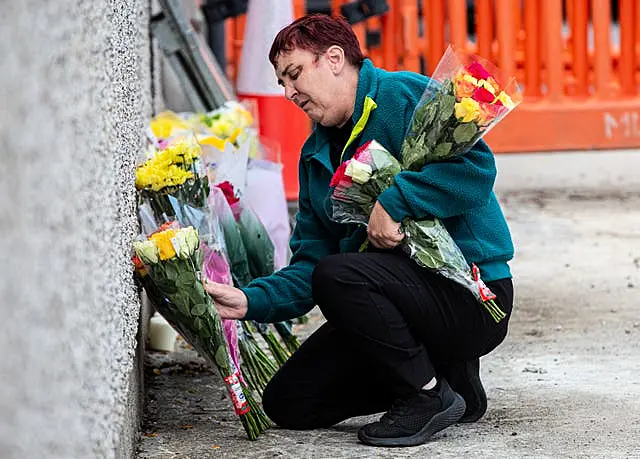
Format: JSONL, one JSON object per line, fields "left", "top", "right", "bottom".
{"left": 291, "top": 72, "right": 300, "bottom": 80}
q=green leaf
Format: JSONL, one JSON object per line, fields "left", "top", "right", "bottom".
{"left": 164, "top": 262, "right": 179, "bottom": 281}
{"left": 194, "top": 317, "right": 204, "bottom": 331}
{"left": 200, "top": 327, "right": 212, "bottom": 340}
{"left": 195, "top": 250, "right": 204, "bottom": 270}
{"left": 191, "top": 303, "right": 207, "bottom": 316}
{"left": 155, "top": 278, "right": 177, "bottom": 294}
{"left": 214, "top": 346, "right": 230, "bottom": 371}
{"left": 172, "top": 292, "right": 191, "bottom": 316}
{"left": 439, "top": 95, "right": 456, "bottom": 121}
{"left": 441, "top": 79, "right": 454, "bottom": 94}
{"left": 453, "top": 123, "right": 478, "bottom": 144}
{"left": 423, "top": 103, "right": 437, "bottom": 128}
{"left": 177, "top": 271, "right": 195, "bottom": 288}
{"left": 194, "top": 281, "right": 206, "bottom": 297}
{"left": 434, "top": 142, "right": 452, "bottom": 159}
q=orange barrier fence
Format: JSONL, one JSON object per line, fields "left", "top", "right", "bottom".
{"left": 224, "top": 1, "right": 640, "bottom": 195}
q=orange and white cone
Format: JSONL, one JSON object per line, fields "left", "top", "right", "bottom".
{"left": 236, "top": 0, "right": 310, "bottom": 200}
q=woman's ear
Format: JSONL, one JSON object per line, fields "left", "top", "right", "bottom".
{"left": 325, "top": 45, "right": 346, "bottom": 74}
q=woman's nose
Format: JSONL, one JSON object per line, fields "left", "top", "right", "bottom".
{"left": 284, "top": 84, "right": 297, "bottom": 101}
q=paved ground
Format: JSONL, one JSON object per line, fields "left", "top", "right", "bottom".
{"left": 136, "top": 152, "right": 640, "bottom": 458}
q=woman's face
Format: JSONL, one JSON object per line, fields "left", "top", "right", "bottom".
{"left": 275, "top": 47, "right": 351, "bottom": 127}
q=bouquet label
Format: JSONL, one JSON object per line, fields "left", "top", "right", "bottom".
{"left": 472, "top": 264, "right": 497, "bottom": 302}
{"left": 224, "top": 371, "right": 250, "bottom": 415}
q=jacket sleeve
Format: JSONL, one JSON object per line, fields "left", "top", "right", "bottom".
{"left": 241, "top": 158, "right": 338, "bottom": 323}
{"left": 377, "top": 99, "right": 497, "bottom": 222}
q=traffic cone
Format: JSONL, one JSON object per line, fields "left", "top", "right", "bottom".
{"left": 236, "top": 0, "right": 310, "bottom": 201}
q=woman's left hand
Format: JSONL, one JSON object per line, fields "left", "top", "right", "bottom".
{"left": 367, "top": 201, "right": 405, "bottom": 249}
{"left": 203, "top": 280, "right": 248, "bottom": 319}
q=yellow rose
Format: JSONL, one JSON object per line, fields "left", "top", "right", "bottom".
{"left": 150, "top": 229, "right": 178, "bottom": 260}
{"left": 454, "top": 97, "right": 481, "bottom": 123}
{"left": 496, "top": 91, "right": 515, "bottom": 109}
{"left": 478, "top": 79, "right": 496, "bottom": 95}
{"left": 461, "top": 73, "right": 478, "bottom": 85}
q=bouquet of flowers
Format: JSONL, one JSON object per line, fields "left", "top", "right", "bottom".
{"left": 135, "top": 137, "right": 209, "bottom": 223}
{"left": 207, "top": 183, "right": 292, "bottom": 385}
{"left": 330, "top": 140, "right": 401, "bottom": 226}
{"left": 401, "top": 45, "right": 521, "bottom": 171}
{"left": 132, "top": 225, "right": 270, "bottom": 440}
{"left": 216, "top": 181, "right": 300, "bottom": 355}
{"left": 329, "top": 46, "right": 522, "bottom": 323}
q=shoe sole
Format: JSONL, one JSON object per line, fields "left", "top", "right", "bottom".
{"left": 357, "top": 393, "right": 466, "bottom": 447}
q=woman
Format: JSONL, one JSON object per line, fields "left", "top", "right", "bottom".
{"left": 204, "top": 14, "right": 514, "bottom": 447}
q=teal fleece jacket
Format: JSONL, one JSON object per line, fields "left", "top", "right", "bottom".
{"left": 242, "top": 59, "right": 514, "bottom": 323}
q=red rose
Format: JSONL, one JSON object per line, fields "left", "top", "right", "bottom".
{"left": 329, "top": 160, "right": 352, "bottom": 188}
{"left": 132, "top": 255, "right": 145, "bottom": 270}
{"left": 216, "top": 181, "right": 240, "bottom": 205}
{"left": 471, "top": 86, "right": 495, "bottom": 103}
{"left": 466, "top": 61, "right": 491, "bottom": 80}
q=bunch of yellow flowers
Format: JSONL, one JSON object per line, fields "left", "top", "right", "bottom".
{"left": 135, "top": 139, "right": 202, "bottom": 192}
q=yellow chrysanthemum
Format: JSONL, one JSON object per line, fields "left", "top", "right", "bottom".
{"left": 135, "top": 160, "right": 194, "bottom": 191}
{"left": 163, "top": 139, "right": 201, "bottom": 166}
{"left": 135, "top": 138, "right": 200, "bottom": 191}
{"left": 150, "top": 229, "right": 178, "bottom": 260}
{"left": 454, "top": 97, "right": 481, "bottom": 123}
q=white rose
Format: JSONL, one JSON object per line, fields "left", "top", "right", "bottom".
{"left": 171, "top": 231, "right": 191, "bottom": 260}
{"left": 134, "top": 240, "right": 159, "bottom": 265}
{"left": 183, "top": 227, "right": 200, "bottom": 253}
{"left": 345, "top": 159, "right": 373, "bottom": 184}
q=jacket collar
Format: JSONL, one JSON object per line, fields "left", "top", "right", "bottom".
{"left": 306, "top": 59, "right": 379, "bottom": 167}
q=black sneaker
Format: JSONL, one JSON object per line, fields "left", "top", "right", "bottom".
{"left": 440, "top": 358, "right": 487, "bottom": 423}
{"left": 357, "top": 379, "right": 466, "bottom": 447}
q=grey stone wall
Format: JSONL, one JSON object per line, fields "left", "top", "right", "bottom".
{"left": 0, "top": 1, "right": 152, "bottom": 458}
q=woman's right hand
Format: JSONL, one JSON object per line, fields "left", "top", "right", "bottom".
{"left": 203, "top": 279, "right": 249, "bottom": 320}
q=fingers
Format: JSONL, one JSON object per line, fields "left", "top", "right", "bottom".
{"left": 367, "top": 226, "right": 405, "bottom": 249}
{"left": 203, "top": 278, "right": 224, "bottom": 297}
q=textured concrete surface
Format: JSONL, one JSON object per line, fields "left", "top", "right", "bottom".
{"left": 0, "top": 1, "right": 151, "bottom": 458}
{"left": 136, "top": 151, "right": 640, "bottom": 458}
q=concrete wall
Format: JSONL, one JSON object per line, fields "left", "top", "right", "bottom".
{"left": 0, "top": 1, "right": 152, "bottom": 458}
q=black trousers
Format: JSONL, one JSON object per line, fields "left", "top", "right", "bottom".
{"left": 262, "top": 250, "right": 514, "bottom": 430}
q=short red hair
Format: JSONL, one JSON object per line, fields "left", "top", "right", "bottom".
{"left": 269, "top": 14, "right": 364, "bottom": 68}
